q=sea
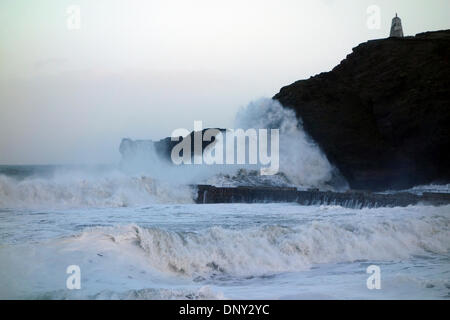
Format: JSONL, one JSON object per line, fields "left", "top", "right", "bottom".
{"left": 0, "top": 99, "right": 449, "bottom": 300}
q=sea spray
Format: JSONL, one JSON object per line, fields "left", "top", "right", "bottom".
{"left": 119, "top": 98, "right": 346, "bottom": 189}
{"left": 234, "top": 98, "right": 345, "bottom": 188}
{"left": 0, "top": 98, "right": 348, "bottom": 209}
{"left": 1, "top": 203, "right": 448, "bottom": 299}
{"left": 67, "top": 207, "right": 450, "bottom": 278}
{"left": 0, "top": 171, "right": 195, "bottom": 209}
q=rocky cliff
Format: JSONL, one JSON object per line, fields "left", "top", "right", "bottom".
{"left": 274, "top": 30, "right": 450, "bottom": 191}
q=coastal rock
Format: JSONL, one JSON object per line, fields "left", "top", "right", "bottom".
{"left": 274, "top": 30, "right": 450, "bottom": 190}
{"left": 119, "top": 129, "right": 225, "bottom": 164}
{"left": 195, "top": 185, "right": 450, "bottom": 208}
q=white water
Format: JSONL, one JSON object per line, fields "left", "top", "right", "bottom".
{"left": 0, "top": 203, "right": 449, "bottom": 299}
{"left": 0, "top": 99, "right": 448, "bottom": 299}
{"left": 401, "top": 184, "right": 450, "bottom": 195}
{"left": 118, "top": 98, "right": 344, "bottom": 191}
{"left": 0, "top": 170, "right": 195, "bottom": 209}
{"left": 0, "top": 99, "right": 345, "bottom": 210}
{"left": 234, "top": 99, "right": 335, "bottom": 187}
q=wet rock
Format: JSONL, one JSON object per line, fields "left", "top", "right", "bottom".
{"left": 274, "top": 30, "right": 450, "bottom": 190}
{"left": 195, "top": 185, "right": 450, "bottom": 208}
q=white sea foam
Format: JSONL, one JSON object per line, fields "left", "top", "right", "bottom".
{"left": 0, "top": 171, "right": 195, "bottom": 209}
{"left": 234, "top": 99, "right": 339, "bottom": 188}
{"left": 30, "top": 286, "right": 224, "bottom": 300}
{"left": 0, "top": 98, "right": 347, "bottom": 209}
{"left": 70, "top": 209, "right": 449, "bottom": 278}
{"left": 1, "top": 203, "right": 448, "bottom": 299}
{"left": 119, "top": 98, "right": 345, "bottom": 190}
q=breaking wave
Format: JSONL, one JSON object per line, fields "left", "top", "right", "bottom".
{"left": 0, "top": 171, "right": 195, "bottom": 209}
{"left": 234, "top": 98, "right": 340, "bottom": 188}
{"left": 31, "top": 286, "right": 223, "bottom": 300}
{"left": 0, "top": 98, "right": 346, "bottom": 209}
{"left": 119, "top": 98, "right": 346, "bottom": 189}
{"left": 74, "top": 210, "right": 450, "bottom": 278}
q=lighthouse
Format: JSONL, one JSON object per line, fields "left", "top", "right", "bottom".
{"left": 390, "top": 13, "right": 404, "bottom": 37}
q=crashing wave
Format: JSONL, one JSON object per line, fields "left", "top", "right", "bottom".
{"left": 0, "top": 172, "right": 195, "bottom": 209}
{"left": 74, "top": 210, "right": 450, "bottom": 278}
{"left": 0, "top": 99, "right": 349, "bottom": 209}
{"left": 31, "top": 286, "right": 223, "bottom": 300}
{"left": 118, "top": 98, "right": 348, "bottom": 190}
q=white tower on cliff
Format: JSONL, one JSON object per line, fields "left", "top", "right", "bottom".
{"left": 390, "top": 13, "right": 404, "bottom": 37}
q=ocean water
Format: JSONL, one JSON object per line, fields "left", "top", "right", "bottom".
{"left": 0, "top": 99, "right": 449, "bottom": 299}
{"left": 0, "top": 165, "right": 449, "bottom": 300}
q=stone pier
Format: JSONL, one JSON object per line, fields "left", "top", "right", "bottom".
{"left": 194, "top": 185, "right": 450, "bottom": 208}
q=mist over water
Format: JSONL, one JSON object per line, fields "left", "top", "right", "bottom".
{"left": 1, "top": 0, "right": 450, "bottom": 302}
{"left": 0, "top": 99, "right": 448, "bottom": 300}
{"left": 1, "top": 203, "right": 449, "bottom": 299}
{"left": 234, "top": 99, "right": 338, "bottom": 187}
{"left": 0, "top": 98, "right": 344, "bottom": 209}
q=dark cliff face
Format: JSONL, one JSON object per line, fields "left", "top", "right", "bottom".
{"left": 274, "top": 30, "right": 450, "bottom": 191}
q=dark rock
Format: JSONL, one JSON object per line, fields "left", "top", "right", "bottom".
{"left": 194, "top": 185, "right": 450, "bottom": 208}
{"left": 119, "top": 128, "right": 226, "bottom": 163}
{"left": 274, "top": 30, "right": 450, "bottom": 191}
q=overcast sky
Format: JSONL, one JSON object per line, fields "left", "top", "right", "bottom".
{"left": 1, "top": 0, "right": 449, "bottom": 164}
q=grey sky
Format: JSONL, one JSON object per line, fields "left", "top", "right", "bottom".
{"left": 1, "top": 0, "right": 449, "bottom": 164}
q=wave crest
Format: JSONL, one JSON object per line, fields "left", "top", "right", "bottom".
{"left": 0, "top": 172, "right": 195, "bottom": 208}
{"left": 77, "top": 213, "right": 450, "bottom": 278}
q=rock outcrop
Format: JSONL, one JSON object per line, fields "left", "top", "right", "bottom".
{"left": 119, "top": 129, "right": 225, "bottom": 164}
{"left": 195, "top": 185, "right": 450, "bottom": 208}
{"left": 274, "top": 30, "right": 450, "bottom": 190}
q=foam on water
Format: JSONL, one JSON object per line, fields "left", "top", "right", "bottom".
{"left": 0, "top": 98, "right": 448, "bottom": 299}
{"left": 70, "top": 210, "right": 450, "bottom": 278}
{"left": 401, "top": 183, "right": 450, "bottom": 195}
{"left": 118, "top": 98, "right": 345, "bottom": 190}
{"left": 1, "top": 203, "right": 448, "bottom": 299}
{"left": 0, "top": 170, "right": 195, "bottom": 209}
{"left": 234, "top": 99, "right": 339, "bottom": 187}
{"left": 0, "top": 99, "right": 347, "bottom": 210}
